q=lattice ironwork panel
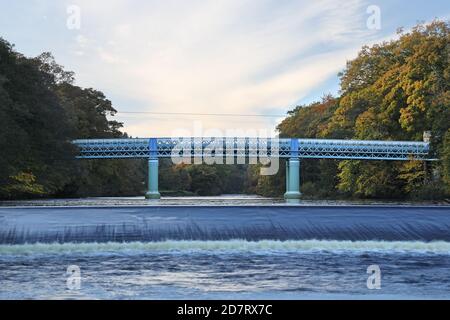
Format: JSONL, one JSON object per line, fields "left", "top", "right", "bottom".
{"left": 73, "top": 138, "right": 430, "bottom": 160}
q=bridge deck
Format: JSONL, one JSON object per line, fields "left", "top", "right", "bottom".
{"left": 73, "top": 138, "right": 430, "bottom": 161}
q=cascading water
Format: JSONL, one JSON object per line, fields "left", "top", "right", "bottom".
{"left": 1, "top": 202, "right": 450, "bottom": 299}
{"left": 1, "top": 206, "right": 450, "bottom": 244}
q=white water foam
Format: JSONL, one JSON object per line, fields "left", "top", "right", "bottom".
{"left": 1, "top": 239, "right": 450, "bottom": 256}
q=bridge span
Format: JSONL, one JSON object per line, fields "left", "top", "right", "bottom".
{"left": 73, "top": 137, "right": 431, "bottom": 199}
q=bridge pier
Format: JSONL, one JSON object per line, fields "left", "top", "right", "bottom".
{"left": 145, "top": 158, "right": 160, "bottom": 199}
{"left": 284, "top": 158, "right": 301, "bottom": 199}
{"left": 284, "top": 139, "right": 301, "bottom": 200}
{"left": 145, "top": 138, "right": 160, "bottom": 199}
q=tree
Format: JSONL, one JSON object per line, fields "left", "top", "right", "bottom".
{"left": 0, "top": 38, "right": 75, "bottom": 198}
{"left": 253, "top": 20, "right": 449, "bottom": 200}
{"left": 0, "top": 38, "right": 144, "bottom": 199}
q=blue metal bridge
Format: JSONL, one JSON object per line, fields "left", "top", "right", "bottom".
{"left": 73, "top": 137, "right": 431, "bottom": 199}
{"left": 73, "top": 138, "right": 430, "bottom": 160}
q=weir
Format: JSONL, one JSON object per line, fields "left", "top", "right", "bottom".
{"left": 72, "top": 137, "right": 432, "bottom": 199}
{"left": 1, "top": 206, "right": 449, "bottom": 244}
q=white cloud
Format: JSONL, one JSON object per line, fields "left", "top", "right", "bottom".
{"left": 60, "top": 0, "right": 388, "bottom": 137}
{"left": 75, "top": 34, "right": 88, "bottom": 47}
{"left": 97, "top": 47, "right": 127, "bottom": 64}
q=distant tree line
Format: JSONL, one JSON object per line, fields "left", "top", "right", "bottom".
{"left": 0, "top": 20, "right": 449, "bottom": 200}
{"left": 159, "top": 161, "right": 249, "bottom": 196}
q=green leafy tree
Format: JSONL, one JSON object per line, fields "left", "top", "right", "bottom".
{"left": 253, "top": 20, "right": 449, "bottom": 199}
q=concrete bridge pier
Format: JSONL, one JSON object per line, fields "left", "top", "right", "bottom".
{"left": 145, "top": 158, "right": 160, "bottom": 199}
{"left": 284, "top": 139, "right": 301, "bottom": 200}
{"left": 284, "top": 158, "right": 301, "bottom": 199}
{"left": 145, "top": 138, "right": 161, "bottom": 199}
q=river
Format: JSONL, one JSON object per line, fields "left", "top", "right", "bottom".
{"left": 0, "top": 196, "right": 449, "bottom": 299}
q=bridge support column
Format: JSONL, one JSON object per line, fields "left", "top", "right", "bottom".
{"left": 284, "top": 139, "right": 301, "bottom": 200}
{"left": 145, "top": 138, "right": 160, "bottom": 199}
{"left": 145, "top": 159, "right": 160, "bottom": 199}
{"left": 284, "top": 158, "right": 301, "bottom": 199}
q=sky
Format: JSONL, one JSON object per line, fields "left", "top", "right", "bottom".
{"left": 0, "top": 0, "right": 448, "bottom": 137}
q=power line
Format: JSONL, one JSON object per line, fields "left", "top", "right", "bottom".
{"left": 110, "top": 114, "right": 278, "bottom": 125}
{"left": 116, "top": 111, "right": 286, "bottom": 118}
